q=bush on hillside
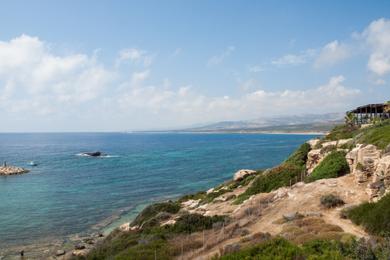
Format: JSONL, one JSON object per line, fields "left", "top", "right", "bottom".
{"left": 306, "top": 151, "right": 349, "bottom": 182}
{"left": 345, "top": 193, "right": 390, "bottom": 236}
{"left": 325, "top": 124, "right": 359, "bottom": 141}
{"left": 131, "top": 201, "right": 181, "bottom": 227}
{"left": 216, "top": 237, "right": 359, "bottom": 259}
{"left": 234, "top": 143, "right": 310, "bottom": 204}
{"left": 169, "top": 213, "right": 227, "bottom": 234}
{"left": 320, "top": 194, "right": 345, "bottom": 208}
{"left": 356, "top": 120, "right": 390, "bottom": 149}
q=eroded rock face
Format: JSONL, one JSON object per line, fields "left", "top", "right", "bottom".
{"left": 346, "top": 144, "right": 382, "bottom": 184}
{"left": 306, "top": 149, "right": 323, "bottom": 174}
{"left": 306, "top": 139, "right": 353, "bottom": 175}
{"left": 233, "top": 169, "right": 256, "bottom": 181}
{"left": 346, "top": 144, "right": 390, "bottom": 201}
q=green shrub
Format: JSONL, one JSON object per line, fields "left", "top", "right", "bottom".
{"left": 306, "top": 151, "right": 349, "bottom": 182}
{"left": 346, "top": 193, "right": 390, "bottom": 235}
{"left": 131, "top": 201, "right": 181, "bottom": 227}
{"left": 234, "top": 143, "right": 310, "bottom": 204}
{"left": 86, "top": 231, "right": 172, "bottom": 260}
{"left": 284, "top": 142, "right": 311, "bottom": 166}
{"left": 217, "top": 237, "right": 304, "bottom": 259}
{"left": 169, "top": 213, "right": 227, "bottom": 234}
{"left": 178, "top": 191, "right": 207, "bottom": 203}
{"left": 325, "top": 124, "right": 359, "bottom": 141}
{"left": 356, "top": 120, "right": 390, "bottom": 149}
{"left": 217, "top": 237, "right": 356, "bottom": 259}
{"left": 320, "top": 194, "right": 345, "bottom": 208}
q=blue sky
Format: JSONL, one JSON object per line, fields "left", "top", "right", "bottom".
{"left": 0, "top": 1, "right": 389, "bottom": 131}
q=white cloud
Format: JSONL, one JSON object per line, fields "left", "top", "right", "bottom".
{"left": 172, "top": 48, "right": 182, "bottom": 57}
{"left": 314, "top": 40, "right": 350, "bottom": 68}
{"left": 116, "top": 48, "right": 153, "bottom": 67}
{"left": 207, "top": 46, "right": 235, "bottom": 66}
{"left": 0, "top": 35, "right": 363, "bottom": 131}
{"left": 271, "top": 49, "right": 316, "bottom": 66}
{"left": 248, "top": 65, "right": 263, "bottom": 73}
{"left": 0, "top": 35, "right": 114, "bottom": 115}
{"left": 115, "top": 75, "right": 360, "bottom": 128}
{"left": 131, "top": 70, "right": 150, "bottom": 85}
{"left": 361, "top": 18, "right": 390, "bottom": 76}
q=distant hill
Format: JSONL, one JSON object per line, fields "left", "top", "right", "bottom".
{"left": 183, "top": 113, "right": 344, "bottom": 133}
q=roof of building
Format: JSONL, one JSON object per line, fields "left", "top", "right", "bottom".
{"left": 349, "top": 103, "right": 387, "bottom": 114}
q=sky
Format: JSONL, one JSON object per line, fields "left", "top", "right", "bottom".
{"left": 0, "top": 0, "right": 389, "bottom": 132}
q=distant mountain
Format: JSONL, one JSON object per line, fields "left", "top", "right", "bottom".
{"left": 183, "top": 113, "right": 344, "bottom": 133}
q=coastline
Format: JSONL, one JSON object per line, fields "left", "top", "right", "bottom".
{"left": 0, "top": 133, "right": 321, "bottom": 259}
{"left": 131, "top": 130, "right": 327, "bottom": 135}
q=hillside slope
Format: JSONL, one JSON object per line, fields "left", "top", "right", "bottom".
{"left": 72, "top": 120, "right": 390, "bottom": 259}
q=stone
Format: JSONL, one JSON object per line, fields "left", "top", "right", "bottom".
{"left": 206, "top": 188, "right": 215, "bottom": 194}
{"left": 346, "top": 144, "right": 382, "bottom": 185}
{"left": 0, "top": 165, "right": 29, "bottom": 176}
{"left": 307, "top": 139, "right": 320, "bottom": 148}
{"left": 72, "top": 249, "right": 88, "bottom": 257}
{"left": 55, "top": 250, "right": 66, "bottom": 256}
{"left": 74, "top": 244, "right": 86, "bottom": 250}
{"left": 283, "top": 212, "right": 303, "bottom": 221}
{"left": 182, "top": 199, "right": 200, "bottom": 209}
{"left": 119, "top": 222, "right": 130, "bottom": 231}
{"left": 306, "top": 149, "right": 325, "bottom": 174}
{"left": 233, "top": 169, "right": 256, "bottom": 181}
{"left": 160, "top": 219, "right": 176, "bottom": 226}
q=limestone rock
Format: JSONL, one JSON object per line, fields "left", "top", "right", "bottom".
{"left": 306, "top": 149, "right": 323, "bottom": 174}
{"left": 307, "top": 139, "right": 320, "bottom": 149}
{"left": 119, "top": 222, "right": 130, "bottom": 232}
{"left": 233, "top": 169, "right": 256, "bottom": 181}
{"left": 346, "top": 144, "right": 382, "bottom": 185}
{"left": 0, "top": 166, "right": 29, "bottom": 176}
{"left": 55, "top": 250, "right": 66, "bottom": 256}
{"left": 206, "top": 188, "right": 215, "bottom": 194}
{"left": 161, "top": 219, "right": 176, "bottom": 226}
{"left": 182, "top": 199, "right": 200, "bottom": 209}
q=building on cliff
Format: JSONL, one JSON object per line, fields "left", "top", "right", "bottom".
{"left": 348, "top": 103, "right": 390, "bottom": 125}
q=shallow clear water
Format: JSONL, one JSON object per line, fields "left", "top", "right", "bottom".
{"left": 0, "top": 133, "right": 318, "bottom": 247}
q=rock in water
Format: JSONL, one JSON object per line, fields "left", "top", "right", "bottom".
{"left": 83, "top": 151, "right": 102, "bottom": 157}
{"left": 0, "top": 165, "right": 29, "bottom": 176}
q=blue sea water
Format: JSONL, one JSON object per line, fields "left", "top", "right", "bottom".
{"left": 0, "top": 133, "right": 318, "bottom": 247}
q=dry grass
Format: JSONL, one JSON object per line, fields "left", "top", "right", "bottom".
{"left": 280, "top": 217, "right": 345, "bottom": 245}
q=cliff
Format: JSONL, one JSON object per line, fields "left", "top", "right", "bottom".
{"left": 72, "top": 120, "right": 390, "bottom": 259}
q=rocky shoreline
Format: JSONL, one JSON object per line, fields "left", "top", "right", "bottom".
{"left": 0, "top": 165, "right": 29, "bottom": 176}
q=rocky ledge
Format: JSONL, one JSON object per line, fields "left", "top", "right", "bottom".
{"left": 0, "top": 166, "right": 29, "bottom": 176}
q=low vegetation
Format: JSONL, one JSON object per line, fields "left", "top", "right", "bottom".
{"left": 86, "top": 212, "right": 227, "bottom": 259}
{"left": 325, "top": 124, "right": 359, "bottom": 141}
{"left": 355, "top": 120, "right": 390, "bottom": 149}
{"left": 234, "top": 143, "right": 310, "bottom": 204}
{"left": 306, "top": 151, "right": 349, "bottom": 182}
{"left": 216, "top": 237, "right": 384, "bottom": 260}
{"left": 131, "top": 201, "right": 181, "bottom": 228}
{"left": 345, "top": 193, "right": 390, "bottom": 236}
{"left": 320, "top": 194, "right": 345, "bottom": 208}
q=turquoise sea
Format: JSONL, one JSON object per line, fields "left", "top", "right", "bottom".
{"left": 0, "top": 133, "right": 318, "bottom": 248}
